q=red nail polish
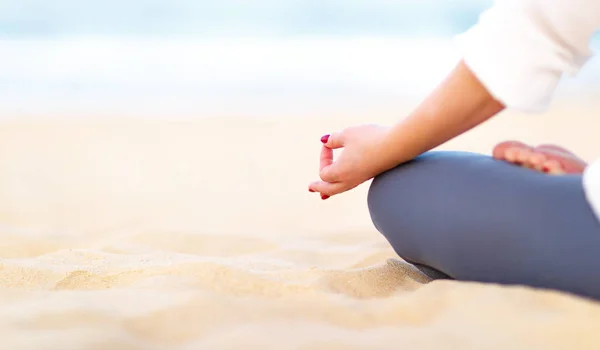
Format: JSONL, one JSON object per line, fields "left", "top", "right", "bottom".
{"left": 321, "top": 135, "right": 330, "bottom": 144}
{"left": 309, "top": 189, "right": 315, "bottom": 193}
{"left": 542, "top": 167, "right": 550, "bottom": 173}
{"left": 321, "top": 195, "right": 330, "bottom": 200}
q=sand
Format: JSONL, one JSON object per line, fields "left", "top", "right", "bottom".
{"left": 1, "top": 104, "right": 600, "bottom": 350}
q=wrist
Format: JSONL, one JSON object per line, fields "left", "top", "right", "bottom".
{"left": 375, "top": 124, "right": 424, "bottom": 170}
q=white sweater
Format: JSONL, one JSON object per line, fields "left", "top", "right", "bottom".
{"left": 455, "top": 0, "right": 600, "bottom": 221}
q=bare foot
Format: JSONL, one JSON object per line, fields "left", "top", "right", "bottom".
{"left": 492, "top": 141, "right": 587, "bottom": 175}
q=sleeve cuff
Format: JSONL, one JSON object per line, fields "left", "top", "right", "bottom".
{"left": 454, "top": 5, "right": 588, "bottom": 113}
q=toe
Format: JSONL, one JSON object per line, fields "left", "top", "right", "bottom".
{"left": 493, "top": 141, "right": 529, "bottom": 160}
{"left": 516, "top": 148, "right": 532, "bottom": 165}
{"left": 535, "top": 146, "right": 587, "bottom": 174}
{"left": 528, "top": 152, "right": 547, "bottom": 171}
{"left": 505, "top": 147, "right": 522, "bottom": 162}
{"left": 542, "top": 159, "right": 565, "bottom": 175}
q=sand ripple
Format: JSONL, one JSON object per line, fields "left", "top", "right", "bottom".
{"left": 1, "top": 119, "right": 600, "bottom": 349}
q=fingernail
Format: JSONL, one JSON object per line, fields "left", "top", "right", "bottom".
{"left": 542, "top": 166, "right": 550, "bottom": 173}
{"left": 321, "top": 195, "right": 330, "bottom": 200}
{"left": 321, "top": 135, "right": 330, "bottom": 144}
{"left": 309, "top": 189, "right": 315, "bottom": 193}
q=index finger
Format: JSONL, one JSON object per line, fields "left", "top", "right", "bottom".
{"left": 320, "top": 145, "right": 333, "bottom": 172}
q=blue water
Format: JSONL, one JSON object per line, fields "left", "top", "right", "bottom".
{"left": 0, "top": 0, "right": 598, "bottom": 118}
{"left": 0, "top": 0, "right": 492, "bottom": 38}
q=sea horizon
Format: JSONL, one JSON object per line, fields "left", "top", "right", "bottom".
{"left": 1, "top": 0, "right": 599, "bottom": 118}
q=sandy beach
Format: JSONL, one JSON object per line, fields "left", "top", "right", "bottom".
{"left": 1, "top": 103, "right": 600, "bottom": 349}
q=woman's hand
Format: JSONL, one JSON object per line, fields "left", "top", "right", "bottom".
{"left": 307, "top": 61, "right": 505, "bottom": 200}
{"left": 308, "top": 124, "right": 399, "bottom": 199}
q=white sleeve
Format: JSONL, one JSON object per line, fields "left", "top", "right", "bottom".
{"left": 455, "top": 0, "right": 600, "bottom": 112}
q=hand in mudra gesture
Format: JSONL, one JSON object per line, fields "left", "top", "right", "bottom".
{"left": 308, "top": 124, "right": 396, "bottom": 199}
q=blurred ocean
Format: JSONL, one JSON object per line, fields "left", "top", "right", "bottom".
{"left": 0, "top": 0, "right": 598, "bottom": 118}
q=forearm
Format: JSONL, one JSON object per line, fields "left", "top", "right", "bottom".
{"left": 382, "top": 60, "right": 505, "bottom": 165}
{"left": 380, "top": 0, "right": 600, "bottom": 166}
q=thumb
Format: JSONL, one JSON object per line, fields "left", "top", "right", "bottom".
{"left": 319, "top": 152, "right": 345, "bottom": 183}
{"left": 321, "top": 131, "right": 344, "bottom": 149}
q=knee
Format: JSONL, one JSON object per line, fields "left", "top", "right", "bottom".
{"left": 367, "top": 155, "right": 432, "bottom": 233}
{"left": 367, "top": 151, "right": 471, "bottom": 261}
{"left": 367, "top": 170, "right": 395, "bottom": 234}
{"left": 367, "top": 164, "right": 422, "bottom": 262}
{"left": 367, "top": 151, "right": 469, "bottom": 229}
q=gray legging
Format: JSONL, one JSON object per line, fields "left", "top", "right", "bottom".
{"left": 367, "top": 151, "right": 600, "bottom": 300}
